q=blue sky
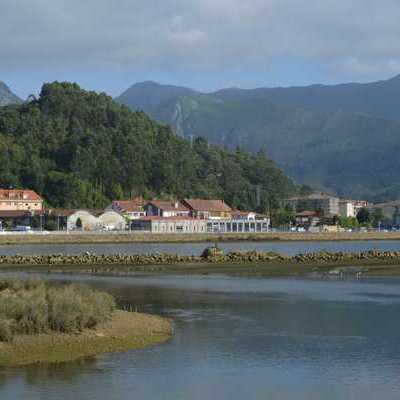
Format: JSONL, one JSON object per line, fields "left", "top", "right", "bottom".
{"left": 1, "top": 0, "right": 400, "bottom": 99}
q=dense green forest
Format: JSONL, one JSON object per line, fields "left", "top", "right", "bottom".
{"left": 0, "top": 82, "right": 295, "bottom": 211}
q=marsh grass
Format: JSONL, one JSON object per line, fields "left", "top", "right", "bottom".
{"left": 0, "top": 279, "right": 116, "bottom": 341}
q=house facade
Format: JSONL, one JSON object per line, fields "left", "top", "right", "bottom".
{"left": 144, "top": 201, "right": 190, "bottom": 218}
{"left": 131, "top": 216, "right": 207, "bottom": 233}
{"left": 182, "top": 199, "right": 232, "bottom": 219}
{"left": 231, "top": 210, "right": 270, "bottom": 221}
{"left": 295, "top": 211, "right": 320, "bottom": 229}
{"left": 131, "top": 216, "right": 270, "bottom": 234}
{"left": 339, "top": 201, "right": 355, "bottom": 218}
{"left": 339, "top": 199, "right": 369, "bottom": 218}
{"left": 106, "top": 199, "right": 145, "bottom": 220}
{"left": 0, "top": 189, "right": 43, "bottom": 212}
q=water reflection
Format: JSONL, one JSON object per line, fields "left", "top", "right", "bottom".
{"left": 1, "top": 275, "right": 400, "bottom": 399}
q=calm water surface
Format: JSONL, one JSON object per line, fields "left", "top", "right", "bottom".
{"left": 0, "top": 239, "right": 400, "bottom": 256}
{"left": 1, "top": 273, "right": 400, "bottom": 399}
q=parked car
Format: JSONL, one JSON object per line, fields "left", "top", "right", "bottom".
{"left": 13, "top": 225, "right": 33, "bottom": 232}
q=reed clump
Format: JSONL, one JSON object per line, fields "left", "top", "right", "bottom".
{"left": 0, "top": 279, "right": 116, "bottom": 342}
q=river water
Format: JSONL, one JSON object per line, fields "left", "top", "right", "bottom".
{"left": 0, "top": 239, "right": 399, "bottom": 256}
{"left": 1, "top": 273, "right": 400, "bottom": 399}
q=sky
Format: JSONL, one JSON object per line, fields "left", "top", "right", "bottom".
{"left": 1, "top": 0, "right": 400, "bottom": 99}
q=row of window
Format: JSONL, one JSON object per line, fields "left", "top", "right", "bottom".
{"left": 0, "top": 202, "right": 41, "bottom": 207}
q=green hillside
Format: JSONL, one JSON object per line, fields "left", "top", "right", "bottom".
{"left": 0, "top": 82, "right": 294, "bottom": 210}
{"left": 117, "top": 79, "right": 400, "bottom": 201}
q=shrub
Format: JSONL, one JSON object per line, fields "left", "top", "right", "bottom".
{"left": 0, "top": 279, "right": 116, "bottom": 341}
{"left": 0, "top": 319, "right": 13, "bottom": 342}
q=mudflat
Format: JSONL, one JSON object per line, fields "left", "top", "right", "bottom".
{"left": 0, "top": 310, "right": 172, "bottom": 367}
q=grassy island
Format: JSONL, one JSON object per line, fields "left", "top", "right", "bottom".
{"left": 0, "top": 279, "right": 172, "bottom": 366}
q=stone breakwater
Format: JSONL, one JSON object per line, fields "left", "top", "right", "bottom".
{"left": 0, "top": 250, "right": 400, "bottom": 268}
{"left": 292, "top": 250, "right": 400, "bottom": 263}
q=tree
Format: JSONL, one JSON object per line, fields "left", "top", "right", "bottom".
{"left": 356, "top": 207, "right": 370, "bottom": 224}
{"left": 76, "top": 218, "right": 82, "bottom": 230}
{"left": 371, "top": 208, "right": 384, "bottom": 227}
{"left": 338, "top": 216, "right": 359, "bottom": 229}
{"left": 271, "top": 206, "right": 295, "bottom": 228}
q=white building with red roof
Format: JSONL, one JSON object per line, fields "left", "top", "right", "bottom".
{"left": 181, "top": 198, "right": 232, "bottom": 219}
{"left": 106, "top": 198, "right": 146, "bottom": 220}
{"left": 0, "top": 189, "right": 43, "bottom": 212}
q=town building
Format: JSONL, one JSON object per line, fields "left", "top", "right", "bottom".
{"left": 181, "top": 199, "right": 232, "bottom": 219}
{"left": 339, "top": 199, "right": 369, "bottom": 218}
{"left": 131, "top": 216, "right": 270, "bottom": 234}
{"left": 339, "top": 201, "right": 355, "bottom": 218}
{"left": 205, "top": 219, "right": 270, "bottom": 233}
{"left": 294, "top": 211, "right": 321, "bottom": 230}
{"left": 106, "top": 198, "right": 145, "bottom": 220}
{"left": 0, "top": 189, "right": 43, "bottom": 212}
{"left": 131, "top": 216, "right": 207, "bottom": 233}
{"left": 144, "top": 200, "right": 190, "bottom": 218}
{"left": 286, "top": 192, "right": 339, "bottom": 216}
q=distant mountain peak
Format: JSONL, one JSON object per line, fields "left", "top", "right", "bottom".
{"left": 131, "top": 80, "right": 163, "bottom": 88}
{"left": 115, "top": 81, "right": 198, "bottom": 113}
{"left": 387, "top": 73, "right": 400, "bottom": 82}
{"left": 0, "top": 81, "right": 22, "bottom": 106}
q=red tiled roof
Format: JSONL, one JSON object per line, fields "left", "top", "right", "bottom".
{"left": 0, "top": 189, "right": 43, "bottom": 201}
{"left": 145, "top": 200, "right": 189, "bottom": 212}
{"left": 183, "top": 198, "right": 232, "bottom": 213}
{"left": 112, "top": 199, "right": 144, "bottom": 212}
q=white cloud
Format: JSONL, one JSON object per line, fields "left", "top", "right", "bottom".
{"left": 1, "top": 0, "right": 400, "bottom": 81}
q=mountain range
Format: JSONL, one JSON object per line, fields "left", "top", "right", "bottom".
{"left": 0, "top": 81, "right": 22, "bottom": 106}
{"left": 116, "top": 76, "right": 400, "bottom": 202}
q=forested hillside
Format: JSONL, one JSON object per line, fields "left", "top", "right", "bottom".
{"left": 117, "top": 78, "right": 400, "bottom": 201}
{"left": 0, "top": 82, "right": 295, "bottom": 210}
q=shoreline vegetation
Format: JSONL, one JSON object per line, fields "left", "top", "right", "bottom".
{"left": 1, "top": 249, "right": 400, "bottom": 277}
{"left": 1, "top": 231, "right": 400, "bottom": 245}
{"left": 0, "top": 280, "right": 172, "bottom": 366}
